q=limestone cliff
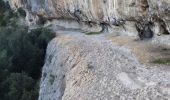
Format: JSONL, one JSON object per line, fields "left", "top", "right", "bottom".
{"left": 8, "top": 0, "right": 170, "bottom": 100}
{"left": 39, "top": 34, "right": 170, "bottom": 100}
{"left": 9, "top": 0, "right": 170, "bottom": 36}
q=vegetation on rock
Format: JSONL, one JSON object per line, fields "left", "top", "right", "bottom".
{"left": 152, "top": 58, "right": 170, "bottom": 65}
{"left": 85, "top": 31, "right": 101, "bottom": 35}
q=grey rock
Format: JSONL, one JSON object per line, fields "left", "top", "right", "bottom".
{"left": 8, "top": 0, "right": 170, "bottom": 36}
{"left": 39, "top": 34, "right": 170, "bottom": 100}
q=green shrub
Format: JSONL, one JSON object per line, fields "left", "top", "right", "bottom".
{"left": 0, "top": 0, "right": 55, "bottom": 99}
{"left": 0, "top": 26, "right": 55, "bottom": 100}
{"left": 0, "top": 0, "right": 18, "bottom": 27}
{"left": 85, "top": 31, "right": 101, "bottom": 35}
{"left": 152, "top": 58, "right": 170, "bottom": 65}
{"left": 2, "top": 72, "right": 37, "bottom": 100}
{"left": 17, "top": 7, "right": 26, "bottom": 17}
{"left": 0, "top": 0, "right": 10, "bottom": 13}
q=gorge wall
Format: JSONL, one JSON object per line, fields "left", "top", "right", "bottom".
{"left": 9, "top": 0, "right": 170, "bottom": 36}
{"left": 7, "top": 0, "right": 170, "bottom": 100}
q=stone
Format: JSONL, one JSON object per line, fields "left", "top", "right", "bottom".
{"left": 8, "top": 0, "right": 170, "bottom": 99}
{"left": 8, "top": 0, "right": 170, "bottom": 36}
{"left": 39, "top": 34, "right": 170, "bottom": 100}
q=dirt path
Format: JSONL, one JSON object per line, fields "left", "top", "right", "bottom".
{"left": 107, "top": 35, "right": 170, "bottom": 64}
{"left": 55, "top": 29, "right": 170, "bottom": 65}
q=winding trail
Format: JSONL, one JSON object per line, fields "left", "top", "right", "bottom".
{"left": 56, "top": 30, "right": 170, "bottom": 64}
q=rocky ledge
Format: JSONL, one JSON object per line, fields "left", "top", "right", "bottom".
{"left": 9, "top": 0, "right": 170, "bottom": 37}
{"left": 39, "top": 34, "right": 170, "bottom": 100}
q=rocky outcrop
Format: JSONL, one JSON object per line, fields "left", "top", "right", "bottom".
{"left": 8, "top": 0, "right": 170, "bottom": 99}
{"left": 8, "top": 0, "right": 170, "bottom": 36}
{"left": 39, "top": 34, "right": 170, "bottom": 100}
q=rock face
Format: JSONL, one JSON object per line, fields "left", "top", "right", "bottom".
{"left": 39, "top": 34, "right": 170, "bottom": 100}
{"left": 8, "top": 0, "right": 170, "bottom": 99}
{"left": 9, "top": 0, "right": 170, "bottom": 36}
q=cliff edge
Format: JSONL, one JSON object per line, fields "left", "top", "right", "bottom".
{"left": 7, "top": 0, "right": 170, "bottom": 99}
{"left": 39, "top": 34, "right": 170, "bottom": 100}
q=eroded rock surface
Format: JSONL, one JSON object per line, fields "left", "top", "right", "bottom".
{"left": 39, "top": 34, "right": 170, "bottom": 100}
{"left": 8, "top": 0, "right": 170, "bottom": 36}
{"left": 9, "top": 0, "right": 170, "bottom": 99}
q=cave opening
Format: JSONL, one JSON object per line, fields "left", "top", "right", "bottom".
{"left": 135, "top": 21, "right": 153, "bottom": 40}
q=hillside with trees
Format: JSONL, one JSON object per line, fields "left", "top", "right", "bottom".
{"left": 0, "top": 0, "right": 55, "bottom": 100}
